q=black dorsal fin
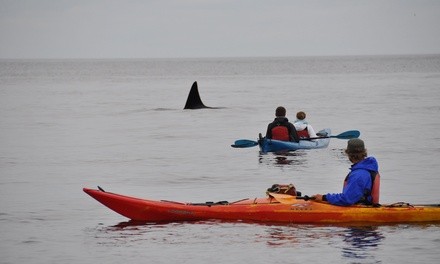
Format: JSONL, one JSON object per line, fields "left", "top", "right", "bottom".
{"left": 184, "top": 81, "right": 210, "bottom": 109}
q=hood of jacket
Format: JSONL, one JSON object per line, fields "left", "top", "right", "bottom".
{"left": 274, "top": 117, "right": 289, "bottom": 125}
{"left": 350, "top": 157, "right": 378, "bottom": 172}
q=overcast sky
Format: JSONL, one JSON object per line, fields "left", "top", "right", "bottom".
{"left": 1, "top": 0, "right": 439, "bottom": 59}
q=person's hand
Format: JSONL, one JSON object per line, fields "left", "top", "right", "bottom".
{"left": 312, "top": 194, "right": 324, "bottom": 201}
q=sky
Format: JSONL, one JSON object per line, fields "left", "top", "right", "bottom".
{"left": 0, "top": 0, "right": 439, "bottom": 59}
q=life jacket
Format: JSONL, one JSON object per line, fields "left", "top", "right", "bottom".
{"left": 344, "top": 170, "right": 380, "bottom": 206}
{"left": 370, "top": 171, "right": 380, "bottom": 205}
{"left": 296, "top": 128, "right": 310, "bottom": 139}
{"left": 271, "top": 125, "right": 290, "bottom": 141}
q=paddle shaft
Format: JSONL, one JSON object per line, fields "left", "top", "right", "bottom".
{"left": 296, "top": 195, "right": 315, "bottom": 201}
{"left": 306, "top": 130, "right": 360, "bottom": 140}
{"left": 307, "top": 135, "right": 340, "bottom": 140}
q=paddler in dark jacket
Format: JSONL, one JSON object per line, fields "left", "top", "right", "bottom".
{"left": 313, "top": 138, "right": 381, "bottom": 206}
{"left": 265, "top": 106, "right": 300, "bottom": 143}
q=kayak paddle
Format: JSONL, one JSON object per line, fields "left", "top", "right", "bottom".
{"left": 231, "top": 130, "right": 360, "bottom": 148}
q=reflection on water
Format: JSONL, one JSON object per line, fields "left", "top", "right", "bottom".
{"left": 257, "top": 148, "right": 350, "bottom": 168}
{"left": 340, "top": 226, "right": 385, "bottom": 262}
{"left": 88, "top": 220, "right": 440, "bottom": 264}
{"left": 90, "top": 221, "right": 176, "bottom": 246}
{"left": 258, "top": 151, "right": 308, "bottom": 167}
{"left": 102, "top": 221, "right": 385, "bottom": 258}
{"left": 262, "top": 224, "right": 384, "bottom": 263}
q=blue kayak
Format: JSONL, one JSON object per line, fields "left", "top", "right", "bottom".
{"left": 258, "top": 128, "right": 331, "bottom": 153}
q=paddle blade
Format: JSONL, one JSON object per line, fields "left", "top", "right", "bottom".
{"left": 267, "top": 192, "right": 298, "bottom": 204}
{"left": 231, "top": 139, "right": 258, "bottom": 148}
{"left": 333, "top": 130, "right": 360, "bottom": 139}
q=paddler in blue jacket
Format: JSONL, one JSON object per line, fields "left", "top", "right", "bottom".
{"left": 313, "top": 138, "right": 381, "bottom": 206}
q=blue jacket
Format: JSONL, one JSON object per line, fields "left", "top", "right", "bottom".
{"left": 326, "top": 157, "right": 379, "bottom": 206}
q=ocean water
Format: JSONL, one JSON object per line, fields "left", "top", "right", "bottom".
{"left": 1, "top": 55, "right": 440, "bottom": 263}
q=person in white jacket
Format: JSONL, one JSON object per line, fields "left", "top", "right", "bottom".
{"left": 293, "top": 111, "right": 318, "bottom": 139}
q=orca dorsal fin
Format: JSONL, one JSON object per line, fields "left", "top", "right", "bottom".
{"left": 184, "top": 81, "right": 209, "bottom": 109}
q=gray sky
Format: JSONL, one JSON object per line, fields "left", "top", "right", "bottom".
{"left": 1, "top": 0, "right": 439, "bottom": 59}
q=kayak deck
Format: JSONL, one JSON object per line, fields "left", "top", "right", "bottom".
{"left": 83, "top": 188, "right": 440, "bottom": 224}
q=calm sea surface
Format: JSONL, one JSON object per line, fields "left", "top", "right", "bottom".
{"left": 1, "top": 55, "right": 440, "bottom": 263}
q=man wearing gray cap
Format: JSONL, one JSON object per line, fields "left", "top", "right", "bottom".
{"left": 313, "top": 138, "right": 381, "bottom": 206}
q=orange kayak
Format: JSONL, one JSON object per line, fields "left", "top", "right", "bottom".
{"left": 83, "top": 187, "right": 440, "bottom": 224}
